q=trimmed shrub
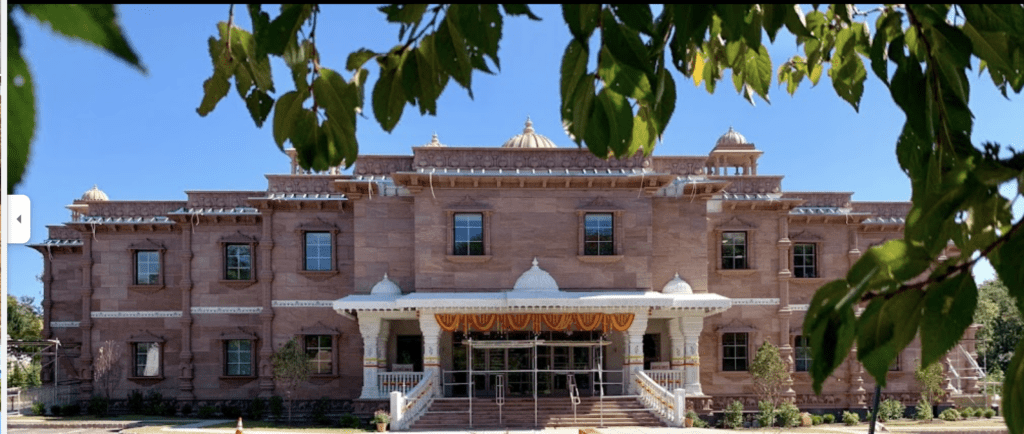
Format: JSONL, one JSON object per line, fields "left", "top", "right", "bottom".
{"left": 180, "top": 403, "right": 193, "bottom": 417}
{"left": 312, "top": 397, "right": 332, "bottom": 425}
{"left": 143, "top": 391, "right": 164, "bottom": 416}
{"left": 269, "top": 396, "right": 284, "bottom": 421}
{"left": 823, "top": 413, "right": 835, "bottom": 424}
{"left": 247, "top": 397, "right": 266, "bottom": 421}
{"left": 63, "top": 404, "right": 81, "bottom": 417}
{"left": 878, "top": 398, "right": 905, "bottom": 421}
{"left": 723, "top": 400, "right": 744, "bottom": 429}
{"left": 984, "top": 408, "right": 996, "bottom": 418}
{"left": 127, "top": 390, "right": 145, "bottom": 414}
{"left": 843, "top": 411, "right": 860, "bottom": 426}
{"left": 940, "top": 408, "right": 959, "bottom": 421}
{"left": 88, "top": 396, "right": 109, "bottom": 417}
{"left": 811, "top": 414, "right": 823, "bottom": 425}
{"left": 960, "top": 407, "right": 974, "bottom": 418}
{"left": 777, "top": 401, "right": 801, "bottom": 427}
{"left": 915, "top": 399, "right": 933, "bottom": 420}
{"left": 340, "top": 413, "right": 362, "bottom": 429}
{"left": 197, "top": 405, "right": 217, "bottom": 418}
{"left": 221, "top": 404, "right": 242, "bottom": 419}
{"left": 31, "top": 401, "right": 46, "bottom": 416}
{"left": 50, "top": 405, "right": 62, "bottom": 417}
{"left": 757, "top": 400, "right": 776, "bottom": 427}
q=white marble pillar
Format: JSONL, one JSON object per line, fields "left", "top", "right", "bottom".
{"left": 419, "top": 312, "right": 443, "bottom": 396}
{"left": 681, "top": 315, "right": 705, "bottom": 396}
{"left": 669, "top": 318, "right": 685, "bottom": 371}
{"left": 624, "top": 311, "right": 649, "bottom": 394}
{"left": 377, "top": 320, "right": 391, "bottom": 371}
{"left": 359, "top": 313, "right": 383, "bottom": 399}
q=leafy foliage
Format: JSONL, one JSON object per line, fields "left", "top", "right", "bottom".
{"left": 941, "top": 408, "right": 960, "bottom": 421}
{"left": 777, "top": 401, "right": 801, "bottom": 427}
{"left": 915, "top": 361, "right": 945, "bottom": 410}
{"left": 7, "top": 295, "right": 43, "bottom": 341}
{"left": 878, "top": 398, "right": 906, "bottom": 421}
{"left": 271, "top": 337, "right": 313, "bottom": 423}
{"left": 723, "top": 399, "right": 744, "bottom": 428}
{"left": 915, "top": 399, "right": 933, "bottom": 420}
{"left": 843, "top": 410, "right": 860, "bottom": 426}
{"left": 975, "top": 279, "right": 1024, "bottom": 373}
{"left": 93, "top": 340, "right": 124, "bottom": 400}
{"left": 757, "top": 400, "right": 776, "bottom": 427}
{"left": 750, "top": 340, "right": 792, "bottom": 409}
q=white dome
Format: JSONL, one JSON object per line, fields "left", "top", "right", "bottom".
{"left": 513, "top": 258, "right": 559, "bottom": 292}
{"left": 502, "top": 118, "right": 557, "bottom": 148}
{"left": 715, "top": 127, "right": 748, "bottom": 148}
{"left": 370, "top": 273, "right": 402, "bottom": 297}
{"left": 662, "top": 273, "right": 693, "bottom": 295}
{"left": 423, "top": 133, "right": 446, "bottom": 147}
{"left": 81, "top": 185, "right": 109, "bottom": 201}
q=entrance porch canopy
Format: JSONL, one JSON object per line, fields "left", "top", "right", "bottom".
{"left": 333, "top": 289, "right": 732, "bottom": 313}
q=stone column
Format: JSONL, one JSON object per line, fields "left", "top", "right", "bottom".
{"left": 258, "top": 209, "right": 276, "bottom": 397}
{"left": 359, "top": 312, "right": 383, "bottom": 399}
{"left": 178, "top": 225, "right": 195, "bottom": 400}
{"left": 668, "top": 318, "right": 685, "bottom": 371}
{"left": 377, "top": 320, "right": 391, "bottom": 371}
{"left": 681, "top": 315, "right": 705, "bottom": 396}
{"left": 624, "top": 311, "right": 649, "bottom": 394}
{"left": 79, "top": 235, "right": 95, "bottom": 400}
{"left": 419, "top": 312, "right": 443, "bottom": 396}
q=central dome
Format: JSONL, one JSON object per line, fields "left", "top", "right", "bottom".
{"left": 81, "top": 185, "right": 109, "bottom": 201}
{"left": 502, "top": 118, "right": 557, "bottom": 148}
{"left": 714, "top": 126, "right": 750, "bottom": 149}
{"left": 512, "top": 258, "right": 559, "bottom": 292}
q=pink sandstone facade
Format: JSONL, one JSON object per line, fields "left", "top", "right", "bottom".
{"left": 32, "top": 123, "right": 982, "bottom": 424}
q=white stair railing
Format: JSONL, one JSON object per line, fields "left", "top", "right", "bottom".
{"left": 645, "top": 370, "right": 685, "bottom": 391}
{"left": 495, "top": 374, "right": 505, "bottom": 426}
{"left": 568, "top": 372, "right": 581, "bottom": 424}
{"left": 634, "top": 371, "right": 686, "bottom": 427}
{"left": 379, "top": 371, "right": 425, "bottom": 396}
{"left": 389, "top": 370, "right": 437, "bottom": 431}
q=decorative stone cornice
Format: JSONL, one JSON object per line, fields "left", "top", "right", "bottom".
{"left": 651, "top": 156, "right": 709, "bottom": 176}
{"left": 353, "top": 156, "right": 415, "bottom": 176}
{"left": 410, "top": 147, "right": 651, "bottom": 171}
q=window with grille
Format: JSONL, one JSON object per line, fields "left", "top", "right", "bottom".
{"left": 721, "top": 232, "right": 747, "bottom": 269}
{"left": 584, "top": 213, "right": 614, "bottom": 256}
{"left": 722, "top": 332, "right": 748, "bottom": 371}
{"left": 793, "top": 243, "right": 817, "bottom": 278}
{"left": 453, "top": 213, "right": 484, "bottom": 255}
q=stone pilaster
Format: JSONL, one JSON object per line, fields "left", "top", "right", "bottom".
{"left": 258, "top": 209, "right": 276, "bottom": 396}
{"left": 377, "top": 320, "right": 391, "bottom": 371}
{"left": 625, "top": 311, "right": 649, "bottom": 394}
{"left": 178, "top": 226, "right": 195, "bottom": 400}
{"left": 668, "top": 318, "right": 685, "bottom": 370}
{"left": 419, "top": 312, "right": 443, "bottom": 396}
{"left": 681, "top": 315, "right": 705, "bottom": 396}
{"left": 80, "top": 235, "right": 94, "bottom": 400}
{"left": 359, "top": 312, "right": 383, "bottom": 399}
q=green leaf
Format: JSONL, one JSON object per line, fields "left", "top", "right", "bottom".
{"left": 379, "top": 4, "right": 428, "bottom": 24}
{"left": 19, "top": 4, "right": 145, "bottom": 72}
{"left": 283, "top": 40, "right": 310, "bottom": 95}
{"left": 652, "top": 66, "right": 677, "bottom": 139}
{"left": 829, "top": 27, "right": 867, "bottom": 111}
{"left": 804, "top": 279, "right": 857, "bottom": 394}
{"left": 583, "top": 92, "right": 610, "bottom": 156}
{"left": 783, "top": 4, "right": 812, "bottom": 38}
{"left": 8, "top": 18, "right": 34, "bottom": 194}
{"left": 762, "top": 5, "right": 788, "bottom": 43}
{"left": 611, "top": 4, "right": 654, "bottom": 35}
{"left": 347, "top": 48, "right": 379, "bottom": 72}
{"left": 741, "top": 45, "right": 772, "bottom": 103}
{"left": 413, "top": 34, "right": 448, "bottom": 115}
{"left": 502, "top": 4, "right": 541, "bottom": 21}
{"left": 449, "top": 4, "right": 503, "bottom": 70}
{"left": 714, "top": 5, "right": 749, "bottom": 44}
{"left": 847, "top": 239, "right": 931, "bottom": 294}
{"left": 291, "top": 109, "right": 322, "bottom": 171}
{"left": 263, "top": 5, "right": 311, "bottom": 56}
{"left": 990, "top": 229, "right": 1024, "bottom": 316}
{"left": 371, "top": 65, "right": 407, "bottom": 132}
{"left": 857, "top": 289, "right": 924, "bottom": 386}
{"left": 273, "top": 91, "right": 307, "bottom": 150}
{"left": 562, "top": 4, "right": 600, "bottom": 42}
{"left": 920, "top": 273, "right": 977, "bottom": 369}
{"left": 435, "top": 15, "right": 474, "bottom": 94}
{"left": 245, "top": 90, "right": 275, "bottom": 128}
{"left": 595, "top": 87, "right": 634, "bottom": 157}
{"left": 630, "top": 106, "right": 657, "bottom": 155}
{"left": 1003, "top": 338, "right": 1024, "bottom": 434}
{"left": 565, "top": 75, "right": 596, "bottom": 147}
{"left": 561, "top": 39, "right": 590, "bottom": 129}
{"left": 598, "top": 47, "right": 654, "bottom": 103}
{"left": 671, "top": 4, "right": 713, "bottom": 49}
{"left": 602, "top": 8, "right": 655, "bottom": 77}
{"left": 196, "top": 71, "right": 231, "bottom": 116}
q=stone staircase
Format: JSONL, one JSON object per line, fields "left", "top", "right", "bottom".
{"left": 410, "top": 396, "right": 664, "bottom": 429}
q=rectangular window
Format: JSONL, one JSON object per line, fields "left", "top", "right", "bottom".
{"left": 453, "top": 213, "right": 484, "bottom": 255}
{"left": 794, "top": 335, "right": 812, "bottom": 372}
{"left": 133, "top": 342, "right": 161, "bottom": 377}
{"left": 890, "top": 354, "right": 901, "bottom": 371}
{"left": 225, "top": 244, "right": 252, "bottom": 280}
{"left": 722, "top": 332, "right": 748, "bottom": 371}
{"left": 135, "top": 251, "right": 160, "bottom": 285}
{"left": 304, "top": 232, "right": 332, "bottom": 271}
{"left": 225, "top": 340, "right": 253, "bottom": 376}
{"left": 793, "top": 243, "right": 817, "bottom": 278}
{"left": 721, "top": 232, "right": 747, "bottom": 269}
{"left": 305, "top": 335, "right": 333, "bottom": 375}
{"left": 584, "top": 213, "right": 614, "bottom": 256}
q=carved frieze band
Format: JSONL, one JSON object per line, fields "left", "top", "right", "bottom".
{"left": 50, "top": 321, "right": 81, "bottom": 328}
{"left": 710, "top": 176, "right": 783, "bottom": 194}
{"left": 783, "top": 192, "right": 852, "bottom": 208}
{"left": 852, "top": 202, "right": 912, "bottom": 218}
{"left": 91, "top": 311, "right": 183, "bottom": 318}
{"left": 789, "top": 304, "right": 810, "bottom": 311}
{"left": 271, "top": 300, "right": 335, "bottom": 308}
{"left": 190, "top": 307, "right": 263, "bottom": 314}
{"left": 411, "top": 149, "right": 652, "bottom": 171}
{"left": 353, "top": 156, "right": 415, "bottom": 176}
{"left": 266, "top": 175, "right": 340, "bottom": 194}
{"left": 85, "top": 201, "right": 187, "bottom": 218}
{"left": 186, "top": 191, "right": 264, "bottom": 208}
{"left": 730, "top": 298, "right": 780, "bottom": 306}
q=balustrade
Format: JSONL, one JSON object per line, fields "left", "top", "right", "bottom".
{"left": 389, "top": 370, "right": 437, "bottom": 431}
{"left": 378, "top": 371, "right": 425, "bottom": 396}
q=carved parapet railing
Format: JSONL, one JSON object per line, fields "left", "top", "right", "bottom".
{"left": 652, "top": 156, "right": 708, "bottom": 176}
{"left": 710, "top": 175, "right": 783, "bottom": 195}
{"left": 80, "top": 201, "right": 187, "bottom": 218}
{"left": 783, "top": 192, "right": 853, "bottom": 208}
{"left": 379, "top": 371, "right": 425, "bottom": 396}
{"left": 266, "top": 174, "right": 343, "bottom": 194}
{"left": 635, "top": 371, "right": 685, "bottom": 427}
{"left": 645, "top": 370, "right": 685, "bottom": 391}
{"left": 390, "top": 370, "right": 437, "bottom": 431}
{"left": 185, "top": 191, "right": 265, "bottom": 208}
{"left": 852, "top": 201, "right": 912, "bottom": 219}
{"left": 411, "top": 147, "right": 652, "bottom": 171}
{"left": 354, "top": 156, "right": 415, "bottom": 177}
{"left": 47, "top": 225, "right": 82, "bottom": 240}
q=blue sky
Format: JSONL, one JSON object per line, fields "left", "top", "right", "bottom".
{"left": 7, "top": 5, "right": 1021, "bottom": 302}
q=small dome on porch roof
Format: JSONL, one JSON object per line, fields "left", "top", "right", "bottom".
{"left": 512, "top": 258, "right": 559, "bottom": 292}
{"left": 714, "top": 126, "right": 750, "bottom": 149}
{"left": 662, "top": 273, "right": 693, "bottom": 295}
{"left": 370, "top": 273, "right": 402, "bottom": 296}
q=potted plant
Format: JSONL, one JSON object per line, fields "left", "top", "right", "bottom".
{"left": 685, "top": 410, "right": 698, "bottom": 427}
{"left": 373, "top": 409, "right": 391, "bottom": 432}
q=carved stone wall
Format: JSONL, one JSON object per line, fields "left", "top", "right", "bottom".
{"left": 411, "top": 148, "right": 652, "bottom": 171}
{"left": 185, "top": 191, "right": 265, "bottom": 208}
{"left": 783, "top": 192, "right": 853, "bottom": 208}
{"left": 711, "top": 176, "right": 783, "bottom": 194}
{"left": 266, "top": 175, "right": 341, "bottom": 194}
{"left": 652, "top": 156, "right": 709, "bottom": 176}
{"left": 852, "top": 202, "right": 912, "bottom": 218}
{"left": 353, "top": 156, "right": 414, "bottom": 176}
{"left": 48, "top": 225, "right": 82, "bottom": 240}
{"left": 84, "top": 201, "right": 187, "bottom": 218}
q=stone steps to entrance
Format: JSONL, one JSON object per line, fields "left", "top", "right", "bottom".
{"left": 411, "top": 396, "right": 664, "bottom": 429}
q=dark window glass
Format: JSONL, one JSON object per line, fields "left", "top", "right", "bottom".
{"left": 304, "top": 232, "right": 332, "bottom": 271}
{"left": 135, "top": 251, "right": 159, "bottom": 285}
{"left": 793, "top": 243, "right": 817, "bottom": 278}
{"left": 721, "top": 232, "right": 747, "bottom": 269}
{"left": 134, "top": 342, "right": 160, "bottom": 377}
{"left": 453, "top": 213, "right": 484, "bottom": 255}
{"left": 722, "top": 332, "right": 748, "bottom": 371}
{"left": 584, "top": 213, "right": 614, "bottom": 256}
{"left": 305, "top": 335, "right": 333, "bottom": 375}
{"left": 226, "top": 244, "right": 252, "bottom": 280}
{"left": 225, "top": 340, "right": 252, "bottom": 376}
{"left": 794, "top": 335, "right": 812, "bottom": 372}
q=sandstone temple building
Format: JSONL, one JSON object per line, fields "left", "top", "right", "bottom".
{"left": 32, "top": 121, "right": 983, "bottom": 428}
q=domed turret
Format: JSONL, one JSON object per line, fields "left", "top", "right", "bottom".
{"left": 714, "top": 126, "right": 749, "bottom": 149}
{"left": 513, "top": 258, "right": 559, "bottom": 292}
{"left": 81, "top": 185, "right": 109, "bottom": 201}
{"left": 662, "top": 273, "right": 693, "bottom": 295}
{"left": 708, "top": 126, "right": 762, "bottom": 176}
{"left": 502, "top": 117, "right": 557, "bottom": 148}
{"left": 423, "top": 133, "right": 446, "bottom": 147}
{"left": 370, "top": 273, "right": 402, "bottom": 297}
